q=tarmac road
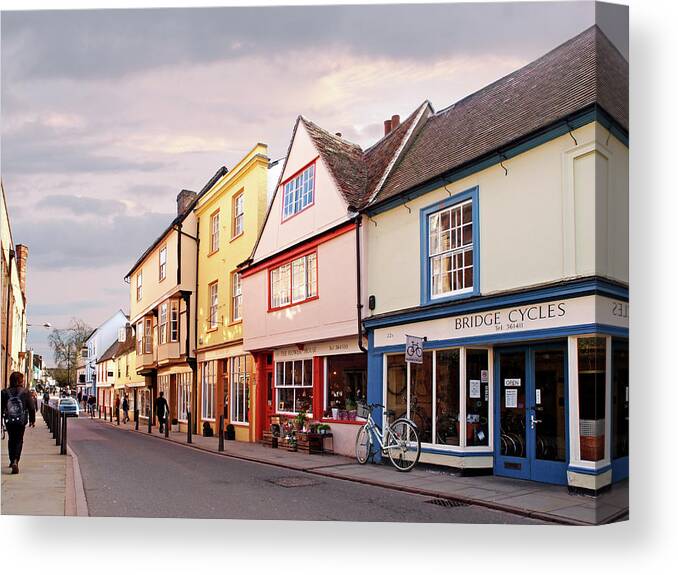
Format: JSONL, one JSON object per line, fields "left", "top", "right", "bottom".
{"left": 68, "top": 417, "right": 544, "bottom": 523}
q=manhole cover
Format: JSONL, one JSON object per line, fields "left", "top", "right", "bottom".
{"left": 270, "top": 476, "right": 323, "bottom": 488}
{"left": 425, "top": 498, "right": 469, "bottom": 508}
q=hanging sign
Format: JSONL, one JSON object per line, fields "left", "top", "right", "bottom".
{"left": 405, "top": 335, "right": 425, "bottom": 364}
{"left": 504, "top": 378, "right": 521, "bottom": 387}
{"left": 505, "top": 388, "right": 518, "bottom": 408}
{"left": 469, "top": 379, "right": 481, "bottom": 399}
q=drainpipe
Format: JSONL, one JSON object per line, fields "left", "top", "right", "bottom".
{"left": 354, "top": 215, "right": 368, "bottom": 353}
{"left": 4, "top": 248, "right": 15, "bottom": 387}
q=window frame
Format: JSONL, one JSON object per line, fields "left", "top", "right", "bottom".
{"left": 136, "top": 270, "right": 143, "bottom": 301}
{"left": 209, "top": 209, "right": 220, "bottom": 255}
{"left": 158, "top": 302, "right": 168, "bottom": 345}
{"left": 275, "top": 359, "right": 314, "bottom": 416}
{"left": 280, "top": 159, "right": 316, "bottom": 222}
{"left": 231, "top": 271, "right": 242, "bottom": 323}
{"left": 208, "top": 280, "right": 219, "bottom": 330}
{"left": 177, "top": 372, "right": 191, "bottom": 422}
{"left": 169, "top": 300, "right": 179, "bottom": 342}
{"left": 232, "top": 191, "right": 244, "bottom": 239}
{"left": 419, "top": 186, "right": 480, "bottom": 306}
{"left": 143, "top": 317, "right": 152, "bottom": 354}
{"left": 159, "top": 245, "right": 167, "bottom": 282}
{"left": 268, "top": 251, "right": 318, "bottom": 312}
{"left": 201, "top": 360, "right": 216, "bottom": 421}
{"left": 230, "top": 355, "right": 249, "bottom": 424}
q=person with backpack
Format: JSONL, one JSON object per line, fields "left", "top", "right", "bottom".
{"left": 154, "top": 391, "right": 168, "bottom": 433}
{"left": 87, "top": 394, "right": 96, "bottom": 416}
{"left": 1, "top": 372, "right": 36, "bottom": 474}
{"left": 122, "top": 394, "right": 130, "bottom": 424}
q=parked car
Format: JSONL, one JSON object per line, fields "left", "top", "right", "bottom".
{"left": 58, "top": 397, "right": 79, "bottom": 417}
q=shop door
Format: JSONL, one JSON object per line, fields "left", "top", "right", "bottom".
{"left": 264, "top": 353, "right": 275, "bottom": 422}
{"left": 494, "top": 345, "right": 568, "bottom": 484}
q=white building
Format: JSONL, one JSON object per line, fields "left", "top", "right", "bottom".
{"left": 82, "top": 309, "right": 128, "bottom": 398}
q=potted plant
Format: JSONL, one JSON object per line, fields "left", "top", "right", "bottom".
{"left": 171, "top": 418, "right": 179, "bottom": 432}
{"left": 346, "top": 399, "right": 357, "bottom": 421}
{"left": 317, "top": 423, "right": 330, "bottom": 435}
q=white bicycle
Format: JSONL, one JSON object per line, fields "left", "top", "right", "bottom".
{"left": 355, "top": 402, "right": 421, "bottom": 472}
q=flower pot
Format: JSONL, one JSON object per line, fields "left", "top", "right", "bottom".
{"left": 331, "top": 408, "right": 339, "bottom": 419}
{"left": 339, "top": 410, "right": 347, "bottom": 420}
{"left": 348, "top": 410, "right": 357, "bottom": 421}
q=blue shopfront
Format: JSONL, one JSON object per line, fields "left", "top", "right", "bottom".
{"left": 364, "top": 280, "right": 629, "bottom": 491}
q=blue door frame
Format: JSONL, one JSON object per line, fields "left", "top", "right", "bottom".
{"left": 494, "top": 342, "right": 569, "bottom": 485}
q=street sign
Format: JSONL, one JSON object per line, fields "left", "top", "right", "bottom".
{"left": 405, "top": 335, "right": 425, "bottom": 364}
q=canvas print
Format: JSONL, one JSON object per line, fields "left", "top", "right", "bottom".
{"left": 1, "top": 2, "right": 628, "bottom": 525}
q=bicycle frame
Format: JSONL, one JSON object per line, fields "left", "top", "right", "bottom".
{"left": 363, "top": 409, "right": 418, "bottom": 453}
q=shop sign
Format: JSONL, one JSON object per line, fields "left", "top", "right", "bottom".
{"left": 273, "top": 338, "right": 361, "bottom": 361}
{"left": 405, "top": 335, "right": 425, "bottom": 364}
{"left": 374, "top": 295, "right": 628, "bottom": 347}
{"left": 504, "top": 378, "right": 521, "bottom": 387}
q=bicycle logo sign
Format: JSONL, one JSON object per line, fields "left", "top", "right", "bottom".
{"left": 405, "top": 335, "right": 425, "bottom": 364}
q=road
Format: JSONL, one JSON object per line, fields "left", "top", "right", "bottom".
{"left": 68, "top": 417, "right": 544, "bottom": 523}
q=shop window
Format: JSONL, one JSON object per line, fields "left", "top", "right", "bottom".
{"left": 230, "top": 355, "right": 250, "bottom": 424}
{"left": 276, "top": 359, "right": 313, "bottom": 414}
{"left": 386, "top": 355, "right": 407, "bottom": 420}
{"left": 325, "top": 354, "right": 367, "bottom": 418}
{"left": 435, "top": 349, "right": 460, "bottom": 446}
{"left": 612, "top": 338, "right": 628, "bottom": 459}
{"left": 409, "top": 352, "right": 433, "bottom": 443}
{"left": 139, "top": 389, "right": 151, "bottom": 418}
{"left": 465, "top": 348, "right": 489, "bottom": 446}
{"left": 577, "top": 337, "right": 607, "bottom": 462}
{"left": 178, "top": 372, "right": 191, "bottom": 421}
{"left": 202, "top": 360, "right": 217, "bottom": 420}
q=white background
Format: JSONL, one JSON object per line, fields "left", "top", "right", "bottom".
{"left": 1, "top": 0, "right": 676, "bottom": 573}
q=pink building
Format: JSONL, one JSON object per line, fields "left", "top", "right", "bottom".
{"left": 241, "top": 106, "right": 429, "bottom": 454}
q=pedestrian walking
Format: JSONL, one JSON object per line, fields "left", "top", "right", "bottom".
{"left": 155, "top": 391, "right": 168, "bottom": 433}
{"left": 29, "top": 391, "right": 38, "bottom": 427}
{"left": 122, "top": 394, "right": 130, "bottom": 423}
{"left": 1, "top": 372, "right": 36, "bottom": 475}
{"left": 77, "top": 390, "right": 82, "bottom": 406}
{"left": 114, "top": 394, "right": 121, "bottom": 420}
{"left": 88, "top": 394, "right": 95, "bottom": 416}
{"left": 42, "top": 390, "right": 49, "bottom": 408}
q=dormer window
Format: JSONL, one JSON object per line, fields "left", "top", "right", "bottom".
{"left": 282, "top": 162, "right": 315, "bottom": 220}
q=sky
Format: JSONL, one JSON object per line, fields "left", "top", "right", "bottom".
{"left": 1, "top": 1, "right": 628, "bottom": 365}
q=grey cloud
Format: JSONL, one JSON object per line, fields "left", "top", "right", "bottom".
{"left": 16, "top": 211, "right": 173, "bottom": 270}
{"left": 37, "top": 194, "right": 127, "bottom": 215}
{"left": 1, "top": 4, "right": 601, "bottom": 82}
{"left": 28, "top": 300, "right": 103, "bottom": 316}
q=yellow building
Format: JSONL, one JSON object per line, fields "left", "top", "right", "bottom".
{"left": 113, "top": 325, "right": 146, "bottom": 418}
{"left": 194, "top": 143, "right": 272, "bottom": 440}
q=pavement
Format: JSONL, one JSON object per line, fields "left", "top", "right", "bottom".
{"left": 1, "top": 415, "right": 87, "bottom": 516}
{"left": 89, "top": 413, "right": 628, "bottom": 525}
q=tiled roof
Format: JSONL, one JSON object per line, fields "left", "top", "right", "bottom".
{"left": 97, "top": 326, "right": 135, "bottom": 362}
{"left": 372, "top": 25, "right": 628, "bottom": 206}
{"left": 299, "top": 102, "right": 429, "bottom": 210}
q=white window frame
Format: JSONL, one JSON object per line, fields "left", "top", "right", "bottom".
{"left": 159, "top": 302, "right": 168, "bottom": 345}
{"left": 143, "top": 317, "right": 152, "bottom": 354}
{"left": 233, "top": 192, "right": 244, "bottom": 238}
{"left": 159, "top": 245, "right": 167, "bottom": 281}
{"left": 230, "top": 355, "right": 249, "bottom": 424}
{"left": 269, "top": 252, "right": 317, "bottom": 309}
{"left": 429, "top": 199, "right": 474, "bottom": 299}
{"left": 177, "top": 372, "right": 191, "bottom": 421}
{"left": 275, "top": 359, "right": 313, "bottom": 415}
{"left": 136, "top": 322, "right": 143, "bottom": 355}
{"left": 170, "top": 300, "right": 179, "bottom": 342}
{"left": 210, "top": 211, "right": 220, "bottom": 253}
{"left": 231, "top": 272, "right": 242, "bottom": 322}
{"left": 201, "top": 360, "right": 216, "bottom": 421}
{"left": 282, "top": 163, "right": 315, "bottom": 220}
{"left": 209, "top": 281, "right": 219, "bottom": 329}
{"left": 136, "top": 271, "right": 143, "bottom": 301}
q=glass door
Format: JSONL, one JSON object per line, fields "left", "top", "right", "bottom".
{"left": 495, "top": 348, "right": 529, "bottom": 480}
{"left": 495, "top": 344, "right": 568, "bottom": 484}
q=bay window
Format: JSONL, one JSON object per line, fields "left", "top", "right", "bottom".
{"left": 230, "top": 355, "right": 249, "bottom": 424}
{"left": 159, "top": 302, "right": 168, "bottom": 344}
{"left": 170, "top": 300, "right": 179, "bottom": 342}
{"left": 136, "top": 321, "right": 143, "bottom": 355}
{"left": 269, "top": 252, "right": 317, "bottom": 309}
{"left": 276, "top": 359, "right": 313, "bottom": 414}
{"left": 282, "top": 162, "right": 315, "bottom": 220}
{"left": 143, "top": 317, "right": 152, "bottom": 354}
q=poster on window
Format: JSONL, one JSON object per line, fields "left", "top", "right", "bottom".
{"left": 469, "top": 379, "right": 481, "bottom": 398}
{"left": 505, "top": 388, "right": 518, "bottom": 408}
{"left": 504, "top": 378, "right": 521, "bottom": 387}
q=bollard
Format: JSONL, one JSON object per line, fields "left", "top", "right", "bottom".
{"left": 116, "top": 408, "right": 120, "bottom": 426}
{"left": 187, "top": 412, "right": 192, "bottom": 444}
{"left": 147, "top": 412, "right": 152, "bottom": 433}
{"left": 55, "top": 410, "right": 61, "bottom": 446}
{"left": 52, "top": 408, "right": 57, "bottom": 439}
{"left": 109, "top": 407, "right": 113, "bottom": 423}
{"left": 164, "top": 415, "right": 169, "bottom": 438}
{"left": 60, "top": 415, "right": 67, "bottom": 455}
{"left": 98, "top": 405, "right": 101, "bottom": 419}
{"left": 218, "top": 415, "right": 224, "bottom": 452}
{"left": 134, "top": 409, "right": 139, "bottom": 431}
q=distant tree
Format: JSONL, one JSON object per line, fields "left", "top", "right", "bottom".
{"left": 46, "top": 367, "right": 70, "bottom": 388}
{"left": 47, "top": 318, "right": 92, "bottom": 387}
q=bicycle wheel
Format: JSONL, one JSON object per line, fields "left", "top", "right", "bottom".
{"left": 355, "top": 424, "right": 372, "bottom": 464}
{"left": 385, "top": 419, "right": 421, "bottom": 472}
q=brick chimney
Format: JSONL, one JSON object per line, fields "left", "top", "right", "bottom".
{"left": 384, "top": 119, "right": 392, "bottom": 136}
{"left": 176, "top": 189, "right": 197, "bottom": 216}
{"left": 391, "top": 114, "right": 400, "bottom": 130}
{"left": 15, "top": 244, "right": 28, "bottom": 300}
